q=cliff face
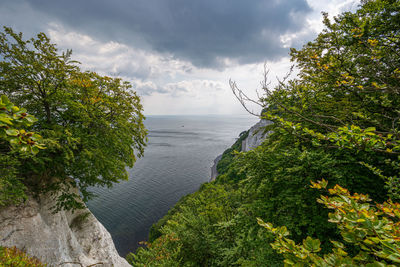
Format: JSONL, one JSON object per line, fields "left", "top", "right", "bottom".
{"left": 210, "top": 119, "right": 270, "bottom": 181}
{"left": 0, "top": 190, "right": 130, "bottom": 267}
{"left": 210, "top": 154, "right": 223, "bottom": 181}
{"left": 241, "top": 119, "right": 271, "bottom": 152}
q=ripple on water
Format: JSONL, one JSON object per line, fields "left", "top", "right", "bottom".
{"left": 86, "top": 115, "right": 259, "bottom": 256}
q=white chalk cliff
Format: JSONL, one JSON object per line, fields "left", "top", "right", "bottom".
{"left": 241, "top": 119, "right": 271, "bottom": 152}
{"left": 210, "top": 154, "right": 223, "bottom": 182}
{"left": 0, "top": 191, "right": 130, "bottom": 267}
{"left": 210, "top": 119, "right": 271, "bottom": 181}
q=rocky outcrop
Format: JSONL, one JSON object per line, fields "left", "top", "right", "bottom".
{"left": 241, "top": 119, "right": 270, "bottom": 152}
{"left": 0, "top": 191, "right": 130, "bottom": 267}
{"left": 209, "top": 119, "right": 271, "bottom": 181}
{"left": 210, "top": 154, "right": 223, "bottom": 182}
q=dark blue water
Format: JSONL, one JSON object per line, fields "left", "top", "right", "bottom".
{"left": 86, "top": 115, "right": 259, "bottom": 257}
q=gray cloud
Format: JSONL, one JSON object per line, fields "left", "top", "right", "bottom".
{"left": 133, "top": 81, "right": 166, "bottom": 96}
{"left": 132, "top": 79, "right": 226, "bottom": 97}
{"left": 0, "top": 0, "right": 311, "bottom": 68}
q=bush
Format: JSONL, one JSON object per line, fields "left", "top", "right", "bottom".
{"left": 0, "top": 246, "right": 45, "bottom": 267}
{"left": 260, "top": 180, "right": 400, "bottom": 266}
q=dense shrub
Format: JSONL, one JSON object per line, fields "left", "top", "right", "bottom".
{"left": 0, "top": 247, "right": 45, "bottom": 267}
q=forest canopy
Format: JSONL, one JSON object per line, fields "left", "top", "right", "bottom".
{"left": 0, "top": 27, "right": 147, "bottom": 211}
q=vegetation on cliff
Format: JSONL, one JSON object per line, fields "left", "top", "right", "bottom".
{"left": 262, "top": 180, "right": 400, "bottom": 266}
{"left": 0, "top": 246, "right": 45, "bottom": 267}
{"left": 129, "top": 0, "right": 400, "bottom": 265}
{"left": 215, "top": 130, "right": 248, "bottom": 179}
{"left": 0, "top": 27, "right": 147, "bottom": 211}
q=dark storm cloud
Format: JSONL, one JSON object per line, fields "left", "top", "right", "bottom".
{"left": 0, "top": 0, "right": 311, "bottom": 68}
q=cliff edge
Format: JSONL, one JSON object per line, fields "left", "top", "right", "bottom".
{"left": 210, "top": 119, "right": 270, "bottom": 181}
{"left": 0, "top": 190, "right": 130, "bottom": 267}
{"left": 241, "top": 119, "right": 270, "bottom": 152}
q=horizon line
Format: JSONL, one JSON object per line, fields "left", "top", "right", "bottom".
{"left": 143, "top": 113, "right": 258, "bottom": 116}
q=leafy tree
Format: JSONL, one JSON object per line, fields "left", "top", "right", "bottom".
{"left": 260, "top": 0, "right": 400, "bottom": 197}
{"left": 260, "top": 180, "right": 400, "bottom": 266}
{"left": 255, "top": 1, "right": 400, "bottom": 264}
{"left": 265, "top": 0, "right": 400, "bottom": 133}
{"left": 0, "top": 27, "right": 147, "bottom": 211}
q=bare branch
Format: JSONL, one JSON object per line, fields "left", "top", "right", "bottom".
{"left": 229, "top": 79, "right": 263, "bottom": 117}
{"left": 312, "top": 114, "right": 346, "bottom": 126}
{"left": 230, "top": 62, "right": 336, "bottom": 132}
{"left": 59, "top": 262, "right": 83, "bottom": 267}
{"left": 59, "top": 261, "right": 103, "bottom": 267}
{"left": 260, "top": 62, "right": 272, "bottom": 94}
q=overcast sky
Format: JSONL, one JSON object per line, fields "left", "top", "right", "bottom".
{"left": 0, "top": 0, "right": 359, "bottom": 115}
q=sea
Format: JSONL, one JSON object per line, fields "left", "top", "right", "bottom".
{"left": 86, "top": 115, "right": 259, "bottom": 257}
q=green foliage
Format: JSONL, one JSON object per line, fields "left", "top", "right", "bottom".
{"left": 0, "top": 27, "right": 147, "bottom": 211}
{"left": 262, "top": 0, "right": 400, "bottom": 198}
{"left": 0, "top": 95, "right": 44, "bottom": 206}
{"left": 284, "top": 0, "right": 400, "bottom": 132}
{"left": 216, "top": 130, "right": 248, "bottom": 176}
{"left": 127, "top": 234, "right": 182, "bottom": 267}
{"left": 135, "top": 182, "right": 283, "bottom": 266}
{"left": 134, "top": 136, "right": 368, "bottom": 266}
{"left": 260, "top": 180, "right": 400, "bottom": 266}
{"left": 0, "top": 95, "right": 44, "bottom": 155}
{"left": 0, "top": 246, "right": 45, "bottom": 266}
{"left": 148, "top": 193, "right": 192, "bottom": 243}
{"left": 130, "top": 1, "right": 400, "bottom": 266}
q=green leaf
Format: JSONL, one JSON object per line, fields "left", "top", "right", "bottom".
{"left": 387, "top": 253, "right": 400, "bottom": 263}
{"left": 365, "top": 262, "right": 386, "bottom": 267}
{"left": 331, "top": 240, "right": 344, "bottom": 249}
{"left": 1, "top": 95, "right": 10, "bottom": 104}
{"left": 31, "top": 146, "right": 39, "bottom": 154}
{"left": 0, "top": 114, "right": 13, "bottom": 125}
{"left": 11, "top": 106, "right": 19, "bottom": 113}
{"left": 5, "top": 129, "right": 18, "bottom": 136}
{"left": 364, "top": 127, "right": 376, "bottom": 132}
{"left": 303, "top": 236, "right": 321, "bottom": 252}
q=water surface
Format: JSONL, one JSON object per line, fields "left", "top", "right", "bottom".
{"left": 86, "top": 115, "right": 259, "bottom": 256}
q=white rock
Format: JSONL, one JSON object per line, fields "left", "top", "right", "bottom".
{"left": 209, "top": 119, "right": 271, "bottom": 181}
{"left": 241, "top": 119, "right": 271, "bottom": 152}
{"left": 0, "top": 191, "right": 130, "bottom": 267}
{"left": 210, "top": 154, "right": 223, "bottom": 182}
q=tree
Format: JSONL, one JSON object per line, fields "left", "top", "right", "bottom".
{"left": 0, "top": 27, "right": 147, "bottom": 211}
{"left": 230, "top": 0, "right": 400, "bottom": 201}
{"left": 254, "top": 1, "right": 400, "bottom": 264}
{"left": 259, "top": 180, "right": 400, "bottom": 266}
{"left": 262, "top": 0, "right": 400, "bottom": 133}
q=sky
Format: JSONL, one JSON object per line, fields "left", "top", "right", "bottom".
{"left": 0, "top": 0, "right": 360, "bottom": 115}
